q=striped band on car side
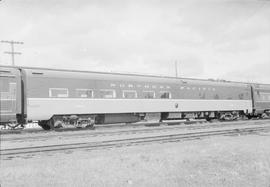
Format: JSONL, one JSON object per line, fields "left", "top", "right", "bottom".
{"left": 26, "top": 98, "right": 253, "bottom": 121}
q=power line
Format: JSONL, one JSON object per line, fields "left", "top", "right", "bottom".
{"left": 1, "top": 40, "right": 24, "bottom": 66}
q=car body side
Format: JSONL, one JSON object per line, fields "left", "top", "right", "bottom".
{"left": 2, "top": 65, "right": 270, "bottom": 125}
{"left": 23, "top": 67, "right": 252, "bottom": 121}
{"left": 0, "top": 66, "right": 22, "bottom": 124}
{"left": 252, "top": 84, "right": 270, "bottom": 114}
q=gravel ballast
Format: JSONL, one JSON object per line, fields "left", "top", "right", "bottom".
{"left": 1, "top": 132, "right": 270, "bottom": 186}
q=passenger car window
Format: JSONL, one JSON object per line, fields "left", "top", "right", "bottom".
{"left": 123, "top": 90, "right": 137, "bottom": 98}
{"left": 214, "top": 94, "right": 219, "bottom": 100}
{"left": 159, "top": 91, "right": 171, "bottom": 99}
{"left": 238, "top": 93, "right": 244, "bottom": 100}
{"left": 0, "top": 82, "right": 16, "bottom": 100}
{"left": 142, "top": 91, "right": 155, "bottom": 99}
{"left": 76, "top": 89, "right": 93, "bottom": 98}
{"left": 49, "top": 88, "right": 68, "bottom": 98}
{"left": 260, "top": 93, "right": 270, "bottom": 101}
{"left": 100, "top": 89, "right": 116, "bottom": 98}
{"left": 0, "top": 78, "right": 10, "bottom": 92}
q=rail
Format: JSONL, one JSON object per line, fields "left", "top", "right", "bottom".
{"left": 2, "top": 124, "right": 270, "bottom": 157}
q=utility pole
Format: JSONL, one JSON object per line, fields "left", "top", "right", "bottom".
{"left": 1, "top": 40, "right": 23, "bottom": 66}
{"left": 175, "top": 60, "right": 179, "bottom": 77}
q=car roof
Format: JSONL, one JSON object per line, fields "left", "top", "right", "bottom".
{"left": 0, "top": 65, "right": 268, "bottom": 87}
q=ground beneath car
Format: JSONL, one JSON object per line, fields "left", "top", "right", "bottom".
{"left": 1, "top": 131, "right": 270, "bottom": 186}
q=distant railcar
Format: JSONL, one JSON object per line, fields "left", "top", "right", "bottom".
{"left": 0, "top": 67, "right": 24, "bottom": 127}
{"left": 0, "top": 65, "right": 269, "bottom": 130}
{"left": 251, "top": 84, "right": 270, "bottom": 117}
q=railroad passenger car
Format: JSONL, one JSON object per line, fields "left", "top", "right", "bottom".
{"left": 251, "top": 84, "right": 270, "bottom": 117}
{"left": 0, "top": 66, "right": 24, "bottom": 127}
{"left": 0, "top": 65, "right": 260, "bottom": 130}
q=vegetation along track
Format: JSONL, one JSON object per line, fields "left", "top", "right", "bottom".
{"left": 2, "top": 124, "right": 270, "bottom": 157}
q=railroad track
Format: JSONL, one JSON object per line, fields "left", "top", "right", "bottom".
{"left": 2, "top": 119, "right": 270, "bottom": 142}
{"left": 1, "top": 117, "right": 266, "bottom": 134}
{"left": 2, "top": 124, "right": 270, "bottom": 157}
{"left": 0, "top": 119, "right": 208, "bottom": 134}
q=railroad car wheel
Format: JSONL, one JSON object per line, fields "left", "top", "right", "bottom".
{"left": 246, "top": 114, "right": 253, "bottom": 119}
{"left": 7, "top": 123, "right": 21, "bottom": 129}
{"left": 261, "top": 113, "right": 270, "bottom": 119}
{"left": 205, "top": 115, "right": 212, "bottom": 121}
{"left": 38, "top": 120, "right": 52, "bottom": 130}
{"left": 54, "top": 120, "right": 64, "bottom": 128}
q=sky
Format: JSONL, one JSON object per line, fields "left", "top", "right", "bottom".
{"left": 0, "top": 0, "right": 270, "bottom": 83}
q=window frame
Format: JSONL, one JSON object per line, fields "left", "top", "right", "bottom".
{"left": 49, "top": 88, "right": 69, "bottom": 98}
{"left": 260, "top": 92, "right": 270, "bottom": 101}
{"left": 99, "top": 89, "right": 116, "bottom": 98}
{"left": 142, "top": 90, "right": 156, "bottom": 99}
{"left": 122, "top": 90, "right": 138, "bottom": 99}
{"left": 75, "top": 88, "right": 94, "bottom": 98}
{"left": 159, "top": 91, "right": 171, "bottom": 99}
